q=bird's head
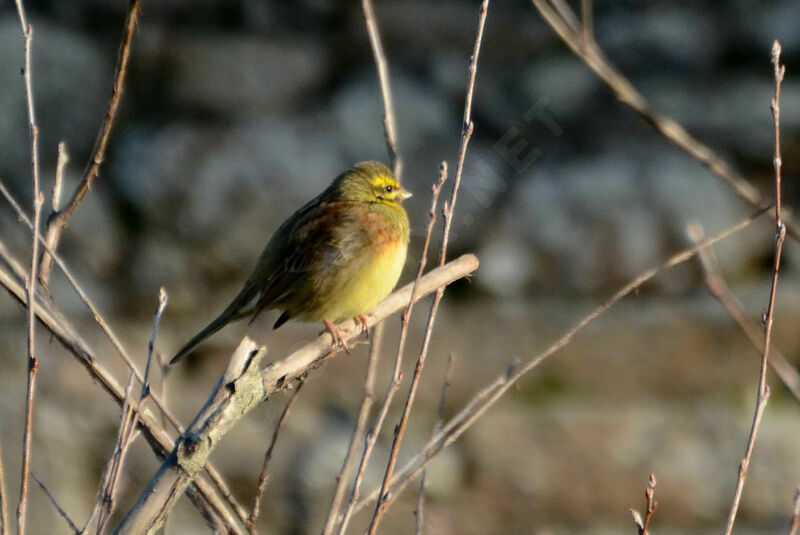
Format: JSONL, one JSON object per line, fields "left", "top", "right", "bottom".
{"left": 335, "top": 161, "right": 412, "bottom": 206}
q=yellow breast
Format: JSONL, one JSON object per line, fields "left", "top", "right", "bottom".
{"left": 314, "top": 238, "right": 408, "bottom": 322}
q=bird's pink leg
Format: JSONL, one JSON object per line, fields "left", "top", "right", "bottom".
{"left": 323, "top": 319, "right": 350, "bottom": 353}
{"left": 354, "top": 314, "right": 370, "bottom": 339}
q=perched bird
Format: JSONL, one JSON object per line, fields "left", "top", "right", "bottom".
{"left": 170, "top": 161, "right": 411, "bottom": 364}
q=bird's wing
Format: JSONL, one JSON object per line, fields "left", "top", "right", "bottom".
{"left": 248, "top": 197, "right": 350, "bottom": 322}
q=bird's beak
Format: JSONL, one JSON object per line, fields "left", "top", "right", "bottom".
{"left": 399, "top": 188, "right": 412, "bottom": 201}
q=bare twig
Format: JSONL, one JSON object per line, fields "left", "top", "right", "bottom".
{"left": 91, "top": 289, "right": 169, "bottom": 534}
{"left": 247, "top": 378, "right": 305, "bottom": 534}
{"left": 31, "top": 474, "right": 79, "bottom": 535}
{"left": 630, "top": 474, "right": 657, "bottom": 534}
{"left": 0, "top": 443, "right": 7, "bottom": 535}
{"left": 52, "top": 142, "right": 68, "bottom": 214}
{"left": 531, "top": 0, "right": 800, "bottom": 241}
{"left": 39, "top": 0, "right": 141, "bottom": 285}
{"left": 366, "top": 4, "right": 488, "bottom": 532}
{"left": 789, "top": 486, "right": 800, "bottom": 535}
{"left": 416, "top": 354, "right": 456, "bottom": 534}
{"left": 352, "top": 208, "right": 767, "bottom": 514}
{"left": 321, "top": 322, "right": 383, "bottom": 535}
{"left": 13, "top": 3, "right": 43, "bottom": 534}
{"left": 689, "top": 223, "right": 800, "bottom": 405}
{"left": 361, "top": 0, "right": 401, "bottom": 176}
{"left": 722, "top": 40, "right": 786, "bottom": 535}
{"left": 580, "top": 0, "right": 593, "bottom": 44}
{"left": 114, "top": 339, "right": 267, "bottom": 535}
{"left": 89, "top": 373, "right": 137, "bottom": 534}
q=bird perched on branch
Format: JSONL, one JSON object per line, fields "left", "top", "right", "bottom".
{"left": 170, "top": 161, "right": 411, "bottom": 365}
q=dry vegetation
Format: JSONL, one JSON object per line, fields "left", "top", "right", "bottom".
{"left": 0, "top": 1, "right": 798, "bottom": 534}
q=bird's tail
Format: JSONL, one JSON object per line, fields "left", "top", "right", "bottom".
{"left": 169, "top": 307, "right": 239, "bottom": 365}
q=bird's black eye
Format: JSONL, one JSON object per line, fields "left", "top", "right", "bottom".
{"left": 384, "top": 185, "right": 394, "bottom": 193}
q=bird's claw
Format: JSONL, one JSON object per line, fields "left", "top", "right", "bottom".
{"left": 323, "top": 319, "right": 350, "bottom": 353}
{"left": 354, "top": 314, "right": 371, "bottom": 339}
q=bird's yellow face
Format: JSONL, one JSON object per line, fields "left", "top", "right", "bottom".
{"left": 335, "top": 161, "right": 412, "bottom": 206}
{"left": 369, "top": 172, "right": 412, "bottom": 206}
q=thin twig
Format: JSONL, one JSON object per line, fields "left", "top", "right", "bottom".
{"left": 580, "top": 0, "right": 593, "bottom": 44}
{"left": 321, "top": 322, "right": 384, "bottom": 535}
{"left": 93, "top": 289, "right": 168, "bottom": 534}
{"left": 416, "top": 355, "right": 456, "bottom": 534}
{"left": 688, "top": 223, "right": 800, "bottom": 405}
{"left": 31, "top": 474, "right": 79, "bottom": 535}
{"left": 531, "top": 0, "right": 800, "bottom": 241}
{"left": 39, "top": 0, "right": 141, "bottom": 285}
{"left": 722, "top": 40, "right": 786, "bottom": 535}
{"left": 13, "top": 3, "right": 43, "bottom": 533}
{"left": 247, "top": 378, "right": 305, "bottom": 534}
{"left": 361, "top": 0, "right": 401, "bottom": 177}
{"left": 52, "top": 142, "right": 68, "bottom": 214}
{"left": 351, "top": 208, "right": 768, "bottom": 514}
{"left": 630, "top": 474, "right": 657, "bottom": 534}
{"left": 89, "top": 373, "right": 136, "bottom": 534}
{"left": 789, "top": 486, "right": 800, "bottom": 535}
{"left": 366, "top": 3, "right": 488, "bottom": 532}
{"left": 0, "top": 443, "right": 7, "bottom": 535}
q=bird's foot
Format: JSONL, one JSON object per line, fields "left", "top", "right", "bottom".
{"left": 354, "top": 314, "right": 371, "bottom": 339}
{"left": 323, "top": 319, "right": 350, "bottom": 353}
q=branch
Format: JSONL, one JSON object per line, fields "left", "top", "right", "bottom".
{"left": 260, "top": 254, "right": 478, "bottom": 393}
{"left": 352, "top": 208, "right": 766, "bottom": 514}
{"left": 13, "top": 2, "right": 43, "bottom": 533}
{"left": 722, "top": 39, "right": 786, "bottom": 535}
{"left": 247, "top": 378, "right": 305, "bottom": 533}
{"left": 0, "top": 443, "right": 7, "bottom": 535}
{"left": 415, "top": 354, "right": 455, "bottom": 534}
{"left": 789, "top": 486, "right": 800, "bottom": 535}
{"left": 87, "top": 289, "right": 168, "bottom": 534}
{"left": 31, "top": 474, "right": 79, "bottom": 535}
{"left": 115, "top": 340, "right": 267, "bottom": 535}
{"left": 689, "top": 223, "right": 800, "bottom": 405}
{"left": 361, "top": 0, "right": 400, "bottom": 176}
{"left": 39, "top": 0, "right": 141, "bottom": 285}
{"left": 113, "top": 255, "right": 478, "bottom": 533}
{"left": 630, "top": 474, "right": 657, "bottom": 535}
{"left": 320, "top": 322, "right": 383, "bottom": 535}
{"left": 530, "top": 0, "right": 800, "bottom": 241}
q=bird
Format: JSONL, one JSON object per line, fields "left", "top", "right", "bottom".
{"left": 170, "top": 160, "right": 411, "bottom": 365}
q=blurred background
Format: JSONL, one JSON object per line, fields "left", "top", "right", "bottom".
{"left": 1, "top": 0, "right": 800, "bottom": 533}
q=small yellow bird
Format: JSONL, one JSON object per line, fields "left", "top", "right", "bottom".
{"left": 170, "top": 161, "right": 411, "bottom": 364}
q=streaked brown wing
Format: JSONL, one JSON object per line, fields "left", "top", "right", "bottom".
{"left": 247, "top": 196, "right": 351, "bottom": 322}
